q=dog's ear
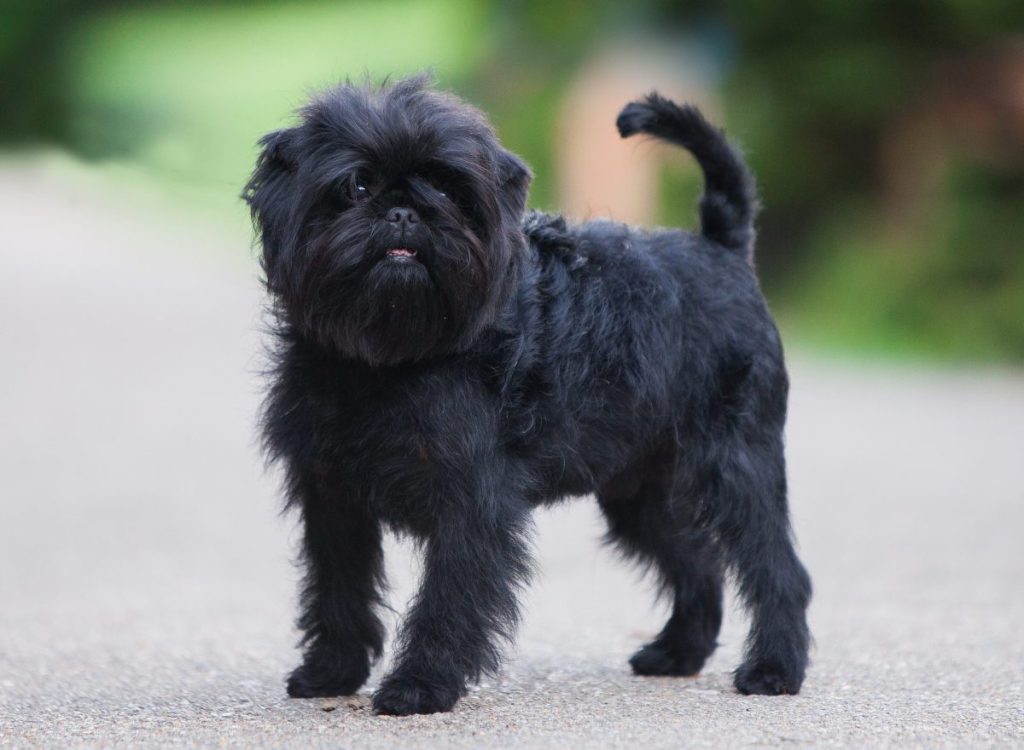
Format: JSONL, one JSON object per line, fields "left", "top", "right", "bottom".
{"left": 243, "top": 128, "right": 298, "bottom": 290}
{"left": 496, "top": 148, "right": 531, "bottom": 223}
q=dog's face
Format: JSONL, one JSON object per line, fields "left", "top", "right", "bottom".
{"left": 244, "top": 76, "right": 531, "bottom": 366}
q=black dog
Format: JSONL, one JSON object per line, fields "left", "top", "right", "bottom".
{"left": 245, "top": 75, "right": 811, "bottom": 716}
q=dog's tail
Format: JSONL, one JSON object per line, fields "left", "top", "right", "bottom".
{"left": 616, "top": 93, "right": 758, "bottom": 260}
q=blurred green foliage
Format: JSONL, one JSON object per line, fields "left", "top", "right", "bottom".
{"left": 788, "top": 158, "right": 1024, "bottom": 361}
{"left": 2, "top": 0, "right": 1022, "bottom": 361}
{"left": 714, "top": 0, "right": 1024, "bottom": 361}
{"left": 39, "top": 0, "right": 491, "bottom": 188}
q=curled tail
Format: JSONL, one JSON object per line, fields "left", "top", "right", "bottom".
{"left": 616, "top": 93, "right": 758, "bottom": 260}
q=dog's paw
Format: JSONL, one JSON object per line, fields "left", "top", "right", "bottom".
{"left": 286, "top": 655, "right": 370, "bottom": 699}
{"left": 734, "top": 661, "right": 803, "bottom": 696}
{"left": 372, "top": 673, "right": 461, "bottom": 716}
{"left": 629, "top": 639, "right": 709, "bottom": 677}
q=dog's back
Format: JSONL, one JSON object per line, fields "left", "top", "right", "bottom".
{"left": 509, "top": 108, "right": 784, "bottom": 502}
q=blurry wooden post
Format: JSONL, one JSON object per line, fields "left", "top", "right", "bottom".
{"left": 557, "top": 43, "right": 720, "bottom": 225}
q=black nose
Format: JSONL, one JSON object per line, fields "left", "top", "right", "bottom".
{"left": 386, "top": 207, "right": 419, "bottom": 226}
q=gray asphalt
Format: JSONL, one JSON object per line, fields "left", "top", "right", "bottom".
{"left": 1, "top": 160, "right": 1022, "bottom": 748}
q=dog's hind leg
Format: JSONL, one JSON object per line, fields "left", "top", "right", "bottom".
{"left": 598, "top": 445, "right": 725, "bottom": 678}
{"left": 682, "top": 400, "right": 812, "bottom": 696}
{"left": 711, "top": 430, "right": 812, "bottom": 695}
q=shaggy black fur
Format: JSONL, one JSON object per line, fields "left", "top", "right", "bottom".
{"left": 244, "top": 75, "right": 811, "bottom": 716}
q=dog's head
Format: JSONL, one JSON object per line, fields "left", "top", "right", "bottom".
{"left": 244, "top": 75, "right": 531, "bottom": 366}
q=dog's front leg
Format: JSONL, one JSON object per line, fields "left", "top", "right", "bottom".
{"left": 372, "top": 494, "right": 533, "bottom": 715}
{"left": 286, "top": 481, "right": 386, "bottom": 699}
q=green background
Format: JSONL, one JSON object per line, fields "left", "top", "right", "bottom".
{"left": 4, "top": 0, "right": 1022, "bottom": 362}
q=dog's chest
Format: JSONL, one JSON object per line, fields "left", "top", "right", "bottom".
{"left": 302, "top": 366, "right": 497, "bottom": 530}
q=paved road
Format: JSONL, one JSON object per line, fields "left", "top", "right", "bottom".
{"left": 1, "top": 160, "right": 1022, "bottom": 748}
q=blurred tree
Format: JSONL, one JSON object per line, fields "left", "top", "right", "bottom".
{"left": 719, "top": 0, "right": 1024, "bottom": 270}
{"left": 715, "top": 0, "right": 1024, "bottom": 359}
{"left": 0, "top": 0, "right": 119, "bottom": 142}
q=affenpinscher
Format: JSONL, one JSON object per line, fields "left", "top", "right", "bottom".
{"left": 245, "top": 75, "right": 811, "bottom": 716}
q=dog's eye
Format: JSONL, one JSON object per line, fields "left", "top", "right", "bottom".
{"left": 349, "top": 175, "right": 371, "bottom": 202}
{"left": 414, "top": 172, "right": 446, "bottom": 199}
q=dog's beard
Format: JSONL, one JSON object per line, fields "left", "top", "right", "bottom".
{"left": 284, "top": 211, "right": 494, "bottom": 367}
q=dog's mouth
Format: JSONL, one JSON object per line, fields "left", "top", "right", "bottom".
{"left": 386, "top": 247, "right": 417, "bottom": 259}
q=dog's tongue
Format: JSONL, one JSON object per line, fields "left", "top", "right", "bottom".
{"left": 387, "top": 248, "right": 416, "bottom": 257}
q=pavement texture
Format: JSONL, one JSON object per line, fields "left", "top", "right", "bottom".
{"left": 1, "top": 159, "right": 1022, "bottom": 748}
